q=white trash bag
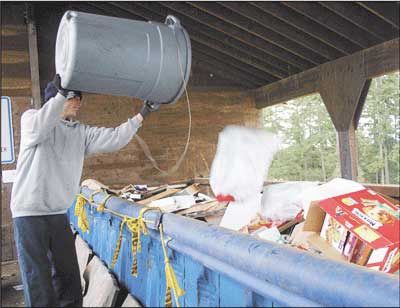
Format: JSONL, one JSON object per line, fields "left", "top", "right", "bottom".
{"left": 209, "top": 125, "right": 281, "bottom": 230}
{"left": 261, "top": 181, "right": 319, "bottom": 221}
{"left": 299, "top": 178, "right": 365, "bottom": 217}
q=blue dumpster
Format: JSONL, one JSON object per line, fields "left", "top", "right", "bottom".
{"left": 68, "top": 187, "right": 400, "bottom": 307}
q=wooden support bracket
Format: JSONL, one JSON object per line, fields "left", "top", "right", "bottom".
{"left": 318, "top": 54, "right": 368, "bottom": 132}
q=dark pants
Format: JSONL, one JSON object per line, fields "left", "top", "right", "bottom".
{"left": 13, "top": 214, "right": 82, "bottom": 307}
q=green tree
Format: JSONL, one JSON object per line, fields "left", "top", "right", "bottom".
{"left": 357, "top": 72, "right": 399, "bottom": 184}
{"left": 264, "top": 94, "right": 337, "bottom": 182}
{"left": 263, "top": 72, "right": 399, "bottom": 184}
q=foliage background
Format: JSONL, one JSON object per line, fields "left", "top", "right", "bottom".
{"left": 263, "top": 72, "right": 399, "bottom": 184}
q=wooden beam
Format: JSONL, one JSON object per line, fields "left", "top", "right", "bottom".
{"left": 160, "top": 1, "right": 306, "bottom": 72}
{"left": 219, "top": 1, "right": 342, "bottom": 61}
{"left": 25, "top": 3, "right": 41, "bottom": 109}
{"left": 128, "top": 2, "right": 292, "bottom": 77}
{"left": 191, "top": 41, "right": 271, "bottom": 85}
{"left": 252, "top": 1, "right": 359, "bottom": 55}
{"left": 133, "top": 1, "right": 300, "bottom": 78}
{"left": 283, "top": 2, "right": 381, "bottom": 48}
{"left": 363, "top": 184, "right": 400, "bottom": 199}
{"left": 357, "top": 2, "right": 400, "bottom": 28}
{"left": 189, "top": 33, "right": 278, "bottom": 82}
{"left": 254, "top": 38, "right": 399, "bottom": 109}
{"left": 192, "top": 56, "right": 259, "bottom": 89}
{"left": 190, "top": 53, "right": 259, "bottom": 89}
{"left": 193, "top": 50, "right": 264, "bottom": 88}
{"left": 189, "top": 2, "right": 323, "bottom": 66}
{"left": 110, "top": 2, "right": 277, "bottom": 82}
{"left": 191, "top": 60, "right": 249, "bottom": 89}
{"left": 87, "top": 2, "right": 146, "bottom": 21}
{"left": 254, "top": 67, "right": 319, "bottom": 109}
{"left": 320, "top": 2, "right": 398, "bottom": 41}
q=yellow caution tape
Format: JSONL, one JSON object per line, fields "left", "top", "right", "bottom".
{"left": 111, "top": 207, "right": 152, "bottom": 276}
{"left": 74, "top": 194, "right": 90, "bottom": 233}
{"left": 75, "top": 192, "right": 185, "bottom": 307}
{"left": 159, "top": 223, "right": 185, "bottom": 308}
{"left": 97, "top": 194, "right": 112, "bottom": 212}
{"left": 88, "top": 189, "right": 103, "bottom": 203}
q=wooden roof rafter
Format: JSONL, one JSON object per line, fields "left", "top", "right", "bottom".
{"left": 188, "top": 1, "right": 327, "bottom": 66}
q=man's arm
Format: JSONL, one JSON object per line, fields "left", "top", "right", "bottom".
{"left": 20, "top": 93, "right": 66, "bottom": 147}
{"left": 84, "top": 114, "right": 143, "bottom": 156}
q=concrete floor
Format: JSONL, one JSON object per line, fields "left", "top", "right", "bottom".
{"left": 1, "top": 261, "right": 25, "bottom": 307}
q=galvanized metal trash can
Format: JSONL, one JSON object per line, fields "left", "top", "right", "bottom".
{"left": 56, "top": 11, "right": 191, "bottom": 104}
{"left": 68, "top": 188, "right": 400, "bottom": 307}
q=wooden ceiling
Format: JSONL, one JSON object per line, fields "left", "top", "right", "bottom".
{"left": 33, "top": 1, "right": 400, "bottom": 89}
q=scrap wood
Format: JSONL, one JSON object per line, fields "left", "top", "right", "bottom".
{"left": 136, "top": 188, "right": 180, "bottom": 205}
{"left": 119, "top": 184, "right": 167, "bottom": 197}
{"left": 143, "top": 185, "right": 168, "bottom": 197}
{"left": 174, "top": 183, "right": 200, "bottom": 196}
{"left": 177, "top": 201, "right": 227, "bottom": 218}
{"left": 186, "top": 207, "right": 227, "bottom": 219}
{"left": 166, "top": 178, "right": 194, "bottom": 186}
{"left": 167, "top": 183, "right": 191, "bottom": 190}
{"left": 176, "top": 200, "right": 220, "bottom": 215}
{"left": 148, "top": 195, "right": 197, "bottom": 213}
{"left": 278, "top": 217, "right": 305, "bottom": 233}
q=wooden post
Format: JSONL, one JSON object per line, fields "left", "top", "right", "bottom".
{"left": 336, "top": 128, "right": 358, "bottom": 180}
{"left": 319, "top": 55, "right": 369, "bottom": 180}
{"left": 26, "top": 3, "right": 42, "bottom": 109}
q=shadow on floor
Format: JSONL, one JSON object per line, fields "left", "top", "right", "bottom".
{"left": 1, "top": 260, "right": 25, "bottom": 307}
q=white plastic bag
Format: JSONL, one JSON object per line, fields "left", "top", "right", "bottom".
{"left": 299, "top": 178, "right": 365, "bottom": 217}
{"left": 261, "top": 181, "right": 319, "bottom": 221}
{"left": 210, "top": 125, "right": 281, "bottom": 202}
{"left": 219, "top": 194, "right": 262, "bottom": 231}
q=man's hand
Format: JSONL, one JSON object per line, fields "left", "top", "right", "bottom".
{"left": 53, "top": 74, "right": 82, "bottom": 99}
{"left": 52, "top": 74, "right": 69, "bottom": 97}
{"left": 139, "top": 100, "right": 161, "bottom": 119}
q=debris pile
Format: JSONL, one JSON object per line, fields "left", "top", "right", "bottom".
{"left": 82, "top": 177, "right": 399, "bottom": 275}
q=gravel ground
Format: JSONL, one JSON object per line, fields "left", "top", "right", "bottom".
{"left": 1, "top": 261, "right": 25, "bottom": 307}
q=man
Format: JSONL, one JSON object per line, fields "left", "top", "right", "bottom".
{"left": 10, "top": 74, "right": 159, "bottom": 307}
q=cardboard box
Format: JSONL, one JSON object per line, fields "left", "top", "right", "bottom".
{"left": 304, "top": 189, "right": 399, "bottom": 273}
{"left": 319, "top": 214, "right": 348, "bottom": 253}
{"left": 343, "top": 232, "right": 358, "bottom": 259}
{"left": 290, "top": 222, "right": 347, "bottom": 263}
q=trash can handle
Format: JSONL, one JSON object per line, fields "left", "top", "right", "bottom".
{"left": 165, "top": 15, "right": 181, "bottom": 28}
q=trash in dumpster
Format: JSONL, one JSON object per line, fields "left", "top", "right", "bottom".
{"left": 298, "top": 177, "right": 366, "bottom": 217}
{"left": 318, "top": 188, "right": 399, "bottom": 273}
{"left": 251, "top": 226, "right": 286, "bottom": 243}
{"left": 261, "top": 181, "right": 318, "bottom": 221}
{"left": 149, "top": 195, "right": 196, "bottom": 212}
{"left": 81, "top": 177, "right": 399, "bottom": 276}
{"left": 295, "top": 186, "right": 400, "bottom": 274}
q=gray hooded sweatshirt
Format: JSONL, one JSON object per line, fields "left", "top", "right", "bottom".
{"left": 10, "top": 93, "right": 141, "bottom": 218}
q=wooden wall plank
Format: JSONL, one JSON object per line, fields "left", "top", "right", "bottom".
{"left": 26, "top": 4, "right": 42, "bottom": 108}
